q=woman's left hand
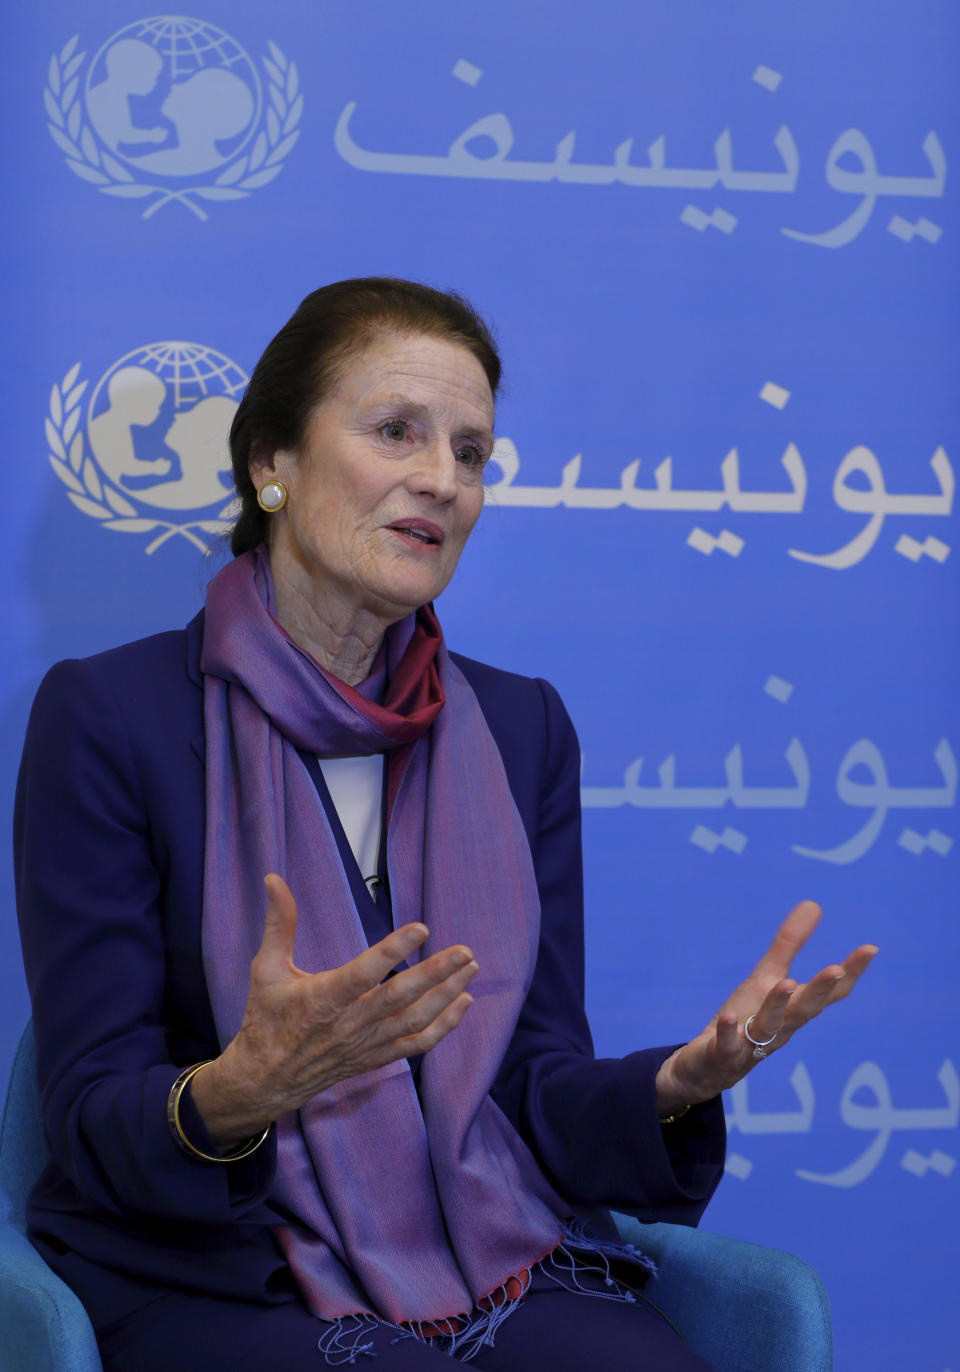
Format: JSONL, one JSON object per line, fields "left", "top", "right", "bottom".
{"left": 654, "top": 900, "right": 878, "bottom": 1116}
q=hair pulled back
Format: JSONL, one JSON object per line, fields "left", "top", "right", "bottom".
{"left": 228, "top": 277, "right": 501, "bottom": 556}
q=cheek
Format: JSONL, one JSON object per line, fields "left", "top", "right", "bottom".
{"left": 328, "top": 463, "right": 390, "bottom": 515}
{"left": 456, "top": 487, "right": 485, "bottom": 541}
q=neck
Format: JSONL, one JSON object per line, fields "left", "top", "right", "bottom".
{"left": 267, "top": 550, "right": 397, "bottom": 686}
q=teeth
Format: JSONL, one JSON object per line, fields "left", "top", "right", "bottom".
{"left": 398, "top": 528, "right": 434, "bottom": 544}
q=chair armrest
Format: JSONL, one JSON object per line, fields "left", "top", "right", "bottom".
{"left": 0, "top": 1221, "right": 103, "bottom": 1372}
{"left": 612, "top": 1215, "right": 832, "bottom": 1372}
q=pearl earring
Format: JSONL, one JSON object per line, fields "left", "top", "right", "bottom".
{"left": 256, "top": 480, "right": 288, "bottom": 512}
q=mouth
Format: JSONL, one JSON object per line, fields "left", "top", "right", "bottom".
{"left": 387, "top": 519, "right": 445, "bottom": 547}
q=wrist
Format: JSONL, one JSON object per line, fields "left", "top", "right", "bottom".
{"left": 167, "top": 1060, "right": 271, "bottom": 1162}
{"left": 188, "top": 1051, "right": 275, "bottom": 1153}
{"left": 654, "top": 1048, "right": 694, "bottom": 1119}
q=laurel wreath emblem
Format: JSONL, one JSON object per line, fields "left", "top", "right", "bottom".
{"left": 44, "top": 33, "right": 302, "bottom": 221}
{"left": 46, "top": 363, "right": 237, "bottom": 555}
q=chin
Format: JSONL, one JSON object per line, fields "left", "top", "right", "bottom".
{"left": 362, "top": 548, "right": 460, "bottom": 617}
{"left": 370, "top": 574, "right": 446, "bottom": 616}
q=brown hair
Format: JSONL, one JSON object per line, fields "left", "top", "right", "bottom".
{"left": 228, "top": 277, "right": 501, "bottom": 556}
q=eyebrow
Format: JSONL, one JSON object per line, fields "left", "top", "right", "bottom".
{"left": 367, "top": 395, "right": 494, "bottom": 443}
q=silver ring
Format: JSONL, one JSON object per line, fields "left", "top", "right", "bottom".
{"left": 744, "top": 1013, "right": 778, "bottom": 1060}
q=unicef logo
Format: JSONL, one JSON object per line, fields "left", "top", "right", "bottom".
{"left": 47, "top": 344, "right": 247, "bottom": 554}
{"left": 44, "top": 17, "right": 301, "bottom": 219}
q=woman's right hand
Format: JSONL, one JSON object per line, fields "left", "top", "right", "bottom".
{"left": 190, "top": 874, "right": 478, "bottom": 1152}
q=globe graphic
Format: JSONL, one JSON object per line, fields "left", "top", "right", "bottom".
{"left": 85, "top": 17, "right": 261, "bottom": 176}
{"left": 87, "top": 342, "right": 248, "bottom": 513}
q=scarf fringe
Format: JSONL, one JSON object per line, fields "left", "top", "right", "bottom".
{"left": 316, "top": 1313, "right": 382, "bottom": 1365}
{"left": 316, "top": 1219, "right": 655, "bottom": 1364}
{"left": 553, "top": 1213, "right": 658, "bottom": 1289}
{"left": 390, "top": 1276, "right": 525, "bottom": 1362}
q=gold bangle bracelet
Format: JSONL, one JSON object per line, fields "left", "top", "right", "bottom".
{"left": 659, "top": 1104, "right": 692, "bottom": 1127}
{"left": 166, "top": 1061, "right": 270, "bottom": 1163}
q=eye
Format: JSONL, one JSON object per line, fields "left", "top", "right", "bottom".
{"left": 380, "top": 420, "right": 407, "bottom": 442}
{"left": 454, "top": 443, "right": 486, "bottom": 468}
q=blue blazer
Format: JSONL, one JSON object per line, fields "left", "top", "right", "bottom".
{"left": 14, "top": 613, "right": 725, "bottom": 1331}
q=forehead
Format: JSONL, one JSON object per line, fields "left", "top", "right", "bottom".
{"left": 326, "top": 333, "right": 494, "bottom": 425}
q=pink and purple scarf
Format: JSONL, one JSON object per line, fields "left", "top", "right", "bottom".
{"left": 200, "top": 547, "right": 573, "bottom": 1345}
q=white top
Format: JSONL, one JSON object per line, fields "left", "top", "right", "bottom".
{"left": 317, "top": 754, "right": 383, "bottom": 884}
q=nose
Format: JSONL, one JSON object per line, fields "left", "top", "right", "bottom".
{"left": 406, "top": 437, "right": 458, "bottom": 504}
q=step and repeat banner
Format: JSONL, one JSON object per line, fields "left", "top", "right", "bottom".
{"left": 2, "top": 3, "right": 956, "bottom": 1367}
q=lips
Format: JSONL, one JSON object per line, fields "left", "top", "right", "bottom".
{"left": 387, "top": 518, "right": 445, "bottom": 546}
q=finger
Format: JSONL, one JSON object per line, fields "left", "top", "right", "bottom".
{"left": 381, "top": 960, "right": 479, "bottom": 1036}
{"left": 744, "top": 978, "right": 797, "bottom": 1042}
{"left": 781, "top": 967, "right": 846, "bottom": 1028}
{"left": 395, "top": 991, "right": 474, "bottom": 1057}
{"left": 374, "top": 947, "right": 477, "bottom": 1017}
{"left": 789, "top": 945, "right": 879, "bottom": 1021}
{"left": 715, "top": 1011, "right": 742, "bottom": 1062}
{"left": 328, "top": 923, "right": 433, "bottom": 1004}
{"left": 838, "top": 944, "right": 879, "bottom": 986}
{"left": 252, "top": 874, "right": 300, "bottom": 980}
{"left": 753, "top": 901, "right": 822, "bottom": 979}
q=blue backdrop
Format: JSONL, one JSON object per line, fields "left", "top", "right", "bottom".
{"left": 2, "top": 4, "right": 957, "bottom": 1367}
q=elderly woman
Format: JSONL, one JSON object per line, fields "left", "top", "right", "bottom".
{"left": 15, "top": 279, "right": 875, "bottom": 1371}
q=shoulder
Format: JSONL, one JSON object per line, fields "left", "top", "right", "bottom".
{"left": 449, "top": 650, "right": 580, "bottom": 808}
{"left": 449, "top": 650, "right": 543, "bottom": 709}
{"left": 27, "top": 614, "right": 203, "bottom": 762}
{"left": 451, "top": 651, "right": 577, "bottom": 739}
{"left": 37, "top": 612, "right": 200, "bottom": 698}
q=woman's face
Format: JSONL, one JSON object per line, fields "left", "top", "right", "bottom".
{"left": 252, "top": 332, "right": 494, "bottom": 625}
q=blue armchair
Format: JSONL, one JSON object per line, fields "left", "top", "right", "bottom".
{"left": 1, "top": 1023, "right": 831, "bottom": 1371}
{"left": 0, "top": 1024, "right": 103, "bottom": 1372}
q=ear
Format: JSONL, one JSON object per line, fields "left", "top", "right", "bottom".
{"left": 249, "top": 448, "right": 293, "bottom": 493}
